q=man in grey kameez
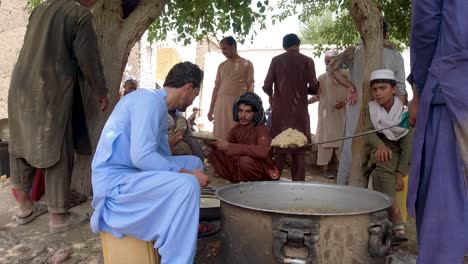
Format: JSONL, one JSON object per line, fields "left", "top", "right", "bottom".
{"left": 8, "top": 0, "right": 108, "bottom": 233}
{"left": 328, "top": 22, "right": 407, "bottom": 185}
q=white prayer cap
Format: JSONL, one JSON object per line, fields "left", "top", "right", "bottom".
{"left": 124, "top": 75, "right": 136, "bottom": 82}
{"left": 325, "top": 50, "right": 339, "bottom": 57}
{"left": 370, "top": 69, "right": 396, "bottom": 81}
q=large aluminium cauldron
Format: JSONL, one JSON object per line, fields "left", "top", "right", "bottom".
{"left": 216, "top": 182, "right": 393, "bottom": 264}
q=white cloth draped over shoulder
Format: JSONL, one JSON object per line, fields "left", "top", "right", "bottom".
{"left": 368, "top": 97, "right": 409, "bottom": 141}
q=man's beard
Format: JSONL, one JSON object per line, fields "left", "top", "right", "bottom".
{"left": 177, "top": 105, "right": 188, "bottom": 112}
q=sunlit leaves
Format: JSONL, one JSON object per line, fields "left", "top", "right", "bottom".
{"left": 275, "top": 0, "right": 410, "bottom": 54}
{"left": 26, "top": 0, "right": 43, "bottom": 11}
{"left": 149, "top": 0, "right": 268, "bottom": 45}
{"left": 27, "top": 0, "right": 267, "bottom": 46}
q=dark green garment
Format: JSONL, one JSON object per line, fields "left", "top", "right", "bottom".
{"left": 363, "top": 107, "right": 413, "bottom": 176}
{"left": 363, "top": 107, "right": 413, "bottom": 197}
{"left": 8, "top": 0, "right": 107, "bottom": 168}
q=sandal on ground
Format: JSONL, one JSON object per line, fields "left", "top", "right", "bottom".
{"left": 391, "top": 224, "right": 409, "bottom": 245}
{"left": 320, "top": 171, "right": 336, "bottom": 179}
{"left": 16, "top": 203, "right": 48, "bottom": 225}
{"left": 49, "top": 212, "right": 90, "bottom": 234}
{"left": 198, "top": 221, "right": 220, "bottom": 238}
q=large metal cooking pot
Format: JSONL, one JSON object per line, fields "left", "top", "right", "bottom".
{"left": 216, "top": 182, "right": 393, "bottom": 264}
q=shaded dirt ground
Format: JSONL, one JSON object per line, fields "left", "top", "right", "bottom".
{"left": 0, "top": 153, "right": 466, "bottom": 263}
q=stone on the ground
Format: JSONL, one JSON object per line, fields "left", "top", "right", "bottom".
{"left": 51, "top": 248, "right": 72, "bottom": 264}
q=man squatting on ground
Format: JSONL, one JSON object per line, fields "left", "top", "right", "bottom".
{"left": 363, "top": 69, "right": 412, "bottom": 245}
{"left": 207, "top": 92, "right": 279, "bottom": 183}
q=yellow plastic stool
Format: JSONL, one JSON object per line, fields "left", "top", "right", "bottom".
{"left": 100, "top": 232, "right": 160, "bottom": 264}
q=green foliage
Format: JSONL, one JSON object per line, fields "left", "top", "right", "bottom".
{"left": 26, "top": 0, "right": 43, "bottom": 11}
{"left": 148, "top": 0, "right": 267, "bottom": 45}
{"left": 27, "top": 0, "right": 267, "bottom": 45}
{"left": 274, "top": 0, "right": 411, "bottom": 54}
{"left": 299, "top": 9, "right": 360, "bottom": 52}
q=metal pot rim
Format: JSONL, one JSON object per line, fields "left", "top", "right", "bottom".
{"left": 215, "top": 181, "right": 393, "bottom": 216}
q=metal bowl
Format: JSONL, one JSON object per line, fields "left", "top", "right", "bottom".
{"left": 199, "top": 194, "right": 220, "bottom": 221}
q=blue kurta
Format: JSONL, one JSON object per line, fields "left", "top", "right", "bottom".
{"left": 409, "top": 0, "right": 468, "bottom": 263}
{"left": 90, "top": 88, "right": 203, "bottom": 264}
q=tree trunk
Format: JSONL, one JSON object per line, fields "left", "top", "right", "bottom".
{"left": 346, "top": 0, "right": 383, "bottom": 188}
{"left": 71, "top": 0, "right": 167, "bottom": 195}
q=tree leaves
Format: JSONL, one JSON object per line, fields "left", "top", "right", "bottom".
{"left": 149, "top": 0, "right": 268, "bottom": 45}
{"left": 27, "top": 0, "right": 267, "bottom": 46}
{"left": 26, "top": 0, "right": 43, "bottom": 11}
{"left": 276, "top": 0, "right": 410, "bottom": 54}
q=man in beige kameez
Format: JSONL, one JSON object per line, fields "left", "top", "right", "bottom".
{"left": 8, "top": 0, "right": 108, "bottom": 233}
{"left": 309, "top": 51, "right": 348, "bottom": 179}
{"left": 208, "top": 36, "right": 254, "bottom": 139}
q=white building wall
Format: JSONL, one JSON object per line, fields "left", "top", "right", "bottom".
{"left": 139, "top": 32, "right": 157, "bottom": 89}
{"left": 0, "top": 0, "right": 29, "bottom": 119}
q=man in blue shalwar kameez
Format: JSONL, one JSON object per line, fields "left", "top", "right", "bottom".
{"left": 408, "top": 0, "right": 468, "bottom": 262}
{"left": 90, "top": 62, "right": 209, "bottom": 264}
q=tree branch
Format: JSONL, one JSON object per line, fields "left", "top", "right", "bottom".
{"left": 123, "top": 0, "right": 168, "bottom": 41}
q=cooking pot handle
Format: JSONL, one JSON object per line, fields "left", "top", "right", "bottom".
{"left": 273, "top": 218, "right": 319, "bottom": 264}
{"left": 368, "top": 211, "right": 392, "bottom": 257}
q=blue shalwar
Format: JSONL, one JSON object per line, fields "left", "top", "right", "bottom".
{"left": 90, "top": 88, "right": 203, "bottom": 264}
{"left": 408, "top": 0, "right": 468, "bottom": 262}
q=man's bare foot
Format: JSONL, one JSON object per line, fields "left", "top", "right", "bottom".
{"left": 16, "top": 201, "right": 34, "bottom": 218}
{"left": 16, "top": 203, "right": 48, "bottom": 225}
{"left": 49, "top": 212, "right": 69, "bottom": 226}
{"left": 49, "top": 212, "right": 89, "bottom": 234}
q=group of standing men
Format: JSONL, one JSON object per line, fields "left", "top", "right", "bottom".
{"left": 5, "top": 0, "right": 468, "bottom": 263}
{"left": 208, "top": 34, "right": 320, "bottom": 182}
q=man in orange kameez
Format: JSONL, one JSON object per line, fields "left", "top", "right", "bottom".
{"left": 207, "top": 93, "right": 279, "bottom": 183}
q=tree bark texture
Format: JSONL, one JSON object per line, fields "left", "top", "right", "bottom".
{"left": 71, "top": 0, "right": 167, "bottom": 195}
{"left": 347, "top": 0, "right": 383, "bottom": 188}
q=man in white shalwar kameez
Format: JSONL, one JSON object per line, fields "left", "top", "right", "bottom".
{"left": 90, "top": 62, "right": 209, "bottom": 264}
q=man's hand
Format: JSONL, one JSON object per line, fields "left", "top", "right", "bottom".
{"left": 212, "top": 140, "right": 231, "bottom": 151}
{"left": 409, "top": 83, "right": 419, "bottom": 127}
{"left": 335, "top": 100, "right": 346, "bottom": 109}
{"left": 375, "top": 144, "right": 392, "bottom": 164}
{"left": 99, "top": 95, "right": 109, "bottom": 112}
{"left": 395, "top": 172, "right": 405, "bottom": 192}
{"left": 207, "top": 111, "right": 214, "bottom": 122}
{"left": 346, "top": 85, "right": 357, "bottom": 105}
{"left": 308, "top": 96, "right": 319, "bottom": 104}
{"left": 168, "top": 131, "right": 184, "bottom": 147}
{"left": 190, "top": 169, "right": 210, "bottom": 187}
{"left": 409, "top": 97, "right": 419, "bottom": 128}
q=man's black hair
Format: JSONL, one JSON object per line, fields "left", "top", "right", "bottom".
{"left": 237, "top": 99, "right": 258, "bottom": 112}
{"left": 220, "top": 36, "right": 237, "bottom": 48}
{"left": 382, "top": 20, "right": 389, "bottom": 34}
{"left": 282, "top": 33, "right": 301, "bottom": 49}
{"left": 370, "top": 78, "right": 397, "bottom": 87}
{"left": 163, "top": 61, "right": 204, "bottom": 89}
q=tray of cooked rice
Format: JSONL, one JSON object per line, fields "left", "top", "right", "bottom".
{"left": 271, "top": 128, "right": 308, "bottom": 148}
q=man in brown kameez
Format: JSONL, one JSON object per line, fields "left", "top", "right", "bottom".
{"left": 8, "top": 0, "right": 108, "bottom": 233}
{"left": 208, "top": 36, "right": 255, "bottom": 139}
{"left": 208, "top": 93, "right": 279, "bottom": 183}
{"left": 263, "top": 34, "right": 319, "bottom": 181}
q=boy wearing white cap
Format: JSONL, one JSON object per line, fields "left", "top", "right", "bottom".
{"left": 364, "top": 69, "right": 412, "bottom": 245}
